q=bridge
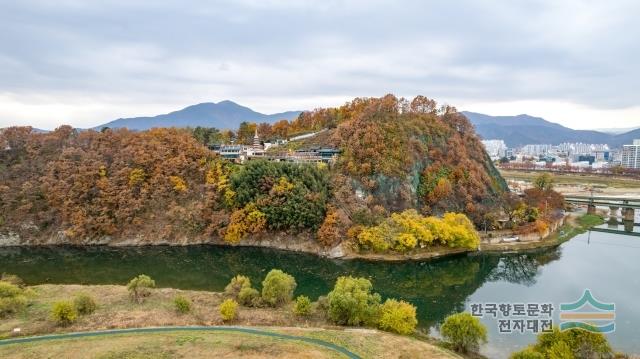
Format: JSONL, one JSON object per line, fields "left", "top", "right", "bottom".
{"left": 564, "top": 196, "right": 640, "bottom": 224}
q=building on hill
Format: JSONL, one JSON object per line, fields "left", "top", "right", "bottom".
{"left": 622, "top": 139, "right": 640, "bottom": 169}
{"left": 209, "top": 130, "right": 341, "bottom": 165}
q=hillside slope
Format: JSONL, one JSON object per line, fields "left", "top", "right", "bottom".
{"left": 0, "top": 95, "right": 507, "bottom": 249}
{"left": 292, "top": 96, "right": 508, "bottom": 222}
{"left": 95, "top": 100, "right": 301, "bottom": 130}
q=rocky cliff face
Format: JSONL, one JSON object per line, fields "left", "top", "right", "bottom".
{"left": 0, "top": 228, "right": 347, "bottom": 259}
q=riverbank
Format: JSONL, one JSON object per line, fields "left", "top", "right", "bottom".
{"left": 0, "top": 212, "right": 602, "bottom": 263}
{"left": 499, "top": 169, "right": 640, "bottom": 195}
{"left": 479, "top": 212, "right": 603, "bottom": 253}
{"left": 0, "top": 284, "right": 460, "bottom": 359}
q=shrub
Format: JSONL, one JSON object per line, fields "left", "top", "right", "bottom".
{"left": 510, "top": 347, "right": 545, "bottom": 359}
{"left": 51, "top": 301, "right": 77, "bottom": 326}
{"left": 74, "top": 294, "right": 97, "bottom": 315}
{"left": 238, "top": 287, "right": 260, "bottom": 306}
{"left": 357, "top": 226, "right": 389, "bottom": 252}
{"left": 224, "top": 275, "right": 252, "bottom": 299}
{"left": 173, "top": 295, "right": 191, "bottom": 314}
{"left": 356, "top": 210, "right": 480, "bottom": 253}
{"left": 316, "top": 295, "right": 329, "bottom": 311}
{"left": 127, "top": 274, "right": 156, "bottom": 303}
{"left": 546, "top": 341, "right": 573, "bottom": 358}
{"left": 219, "top": 299, "right": 238, "bottom": 321}
{"left": 327, "top": 276, "right": 381, "bottom": 326}
{"left": 0, "top": 281, "right": 27, "bottom": 318}
{"left": 440, "top": 312, "right": 487, "bottom": 353}
{"left": 378, "top": 299, "right": 418, "bottom": 335}
{"left": 525, "top": 327, "right": 613, "bottom": 358}
{"left": 261, "top": 269, "right": 296, "bottom": 307}
{"left": 1, "top": 273, "right": 24, "bottom": 287}
{"left": 0, "top": 296, "right": 27, "bottom": 318}
{"left": 0, "top": 281, "right": 23, "bottom": 298}
{"left": 293, "top": 295, "right": 312, "bottom": 316}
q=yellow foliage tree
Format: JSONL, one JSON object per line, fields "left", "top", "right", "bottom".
{"left": 169, "top": 176, "right": 188, "bottom": 192}
{"left": 128, "top": 168, "right": 146, "bottom": 187}
{"left": 356, "top": 210, "right": 480, "bottom": 253}
{"left": 224, "top": 202, "right": 266, "bottom": 243}
{"left": 206, "top": 161, "right": 229, "bottom": 191}
{"left": 271, "top": 176, "right": 294, "bottom": 195}
{"left": 357, "top": 226, "right": 389, "bottom": 252}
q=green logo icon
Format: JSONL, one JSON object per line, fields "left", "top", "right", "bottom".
{"left": 559, "top": 289, "right": 615, "bottom": 333}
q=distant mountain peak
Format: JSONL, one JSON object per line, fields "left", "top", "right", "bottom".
{"left": 462, "top": 111, "right": 636, "bottom": 148}
{"left": 93, "top": 101, "right": 302, "bottom": 131}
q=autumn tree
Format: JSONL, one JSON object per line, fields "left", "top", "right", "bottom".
{"left": 229, "top": 160, "right": 330, "bottom": 231}
{"left": 237, "top": 122, "right": 257, "bottom": 144}
{"left": 533, "top": 173, "right": 554, "bottom": 191}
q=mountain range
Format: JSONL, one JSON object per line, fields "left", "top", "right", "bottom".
{"left": 88, "top": 101, "right": 639, "bottom": 148}
{"left": 94, "top": 100, "right": 301, "bottom": 131}
{"left": 460, "top": 111, "right": 640, "bottom": 148}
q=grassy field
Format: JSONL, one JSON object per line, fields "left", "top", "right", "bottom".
{"left": 1, "top": 331, "right": 345, "bottom": 359}
{"left": 0, "top": 284, "right": 313, "bottom": 339}
{"left": 0, "top": 284, "right": 459, "bottom": 359}
{"left": 499, "top": 169, "right": 640, "bottom": 189}
{"left": 0, "top": 329, "right": 459, "bottom": 359}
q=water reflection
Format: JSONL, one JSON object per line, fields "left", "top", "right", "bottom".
{"left": 0, "top": 244, "right": 561, "bottom": 327}
{"left": 485, "top": 248, "right": 561, "bottom": 287}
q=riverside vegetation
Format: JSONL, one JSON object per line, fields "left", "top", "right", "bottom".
{"left": 0, "top": 273, "right": 625, "bottom": 358}
{"left": 0, "top": 95, "right": 565, "bottom": 258}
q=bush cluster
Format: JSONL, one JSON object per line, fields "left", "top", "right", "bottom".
{"left": 0, "top": 280, "right": 28, "bottom": 318}
{"left": 238, "top": 287, "right": 260, "bottom": 306}
{"left": 173, "top": 295, "right": 191, "bottom": 314}
{"left": 327, "top": 276, "right": 381, "bottom": 326}
{"left": 440, "top": 312, "right": 487, "bottom": 353}
{"left": 127, "top": 274, "right": 156, "bottom": 303}
{"left": 510, "top": 327, "right": 613, "bottom": 358}
{"left": 356, "top": 210, "right": 480, "bottom": 253}
{"left": 74, "top": 294, "right": 97, "bottom": 315}
{"left": 224, "top": 275, "right": 252, "bottom": 298}
{"left": 51, "top": 301, "right": 77, "bottom": 326}
{"left": 378, "top": 299, "right": 418, "bottom": 335}
{"left": 324, "top": 276, "right": 418, "bottom": 335}
{"left": 293, "top": 295, "right": 312, "bottom": 317}
{"left": 261, "top": 269, "right": 297, "bottom": 307}
{"left": 219, "top": 299, "right": 238, "bottom": 321}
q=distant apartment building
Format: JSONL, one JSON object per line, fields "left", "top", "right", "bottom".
{"left": 621, "top": 139, "right": 640, "bottom": 169}
{"left": 558, "top": 142, "right": 609, "bottom": 155}
{"left": 481, "top": 139, "right": 507, "bottom": 159}
{"left": 521, "top": 144, "right": 553, "bottom": 156}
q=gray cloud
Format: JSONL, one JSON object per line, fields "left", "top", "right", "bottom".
{"left": 1, "top": 0, "right": 639, "bottom": 129}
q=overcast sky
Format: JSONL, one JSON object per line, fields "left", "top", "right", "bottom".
{"left": 1, "top": 0, "right": 639, "bottom": 130}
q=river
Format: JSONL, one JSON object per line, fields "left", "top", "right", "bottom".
{"left": 0, "top": 229, "right": 638, "bottom": 358}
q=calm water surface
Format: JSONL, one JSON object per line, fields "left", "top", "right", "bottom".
{"left": 0, "top": 230, "right": 638, "bottom": 358}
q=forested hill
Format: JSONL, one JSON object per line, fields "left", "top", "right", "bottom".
{"left": 95, "top": 100, "right": 301, "bottom": 131}
{"left": 89, "top": 102, "right": 639, "bottom": 148}
{"left": 289, "top": 96, "right": 508, "bottom": 217}
{"left": 0, "top": 95, "right": 507, "bottom": 249}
